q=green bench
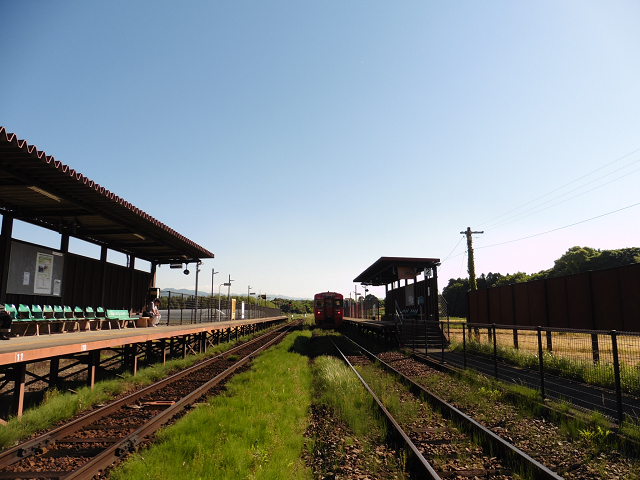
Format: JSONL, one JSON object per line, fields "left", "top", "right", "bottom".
{"left": 105, "top": 309, "right": 139, "bottom": 329}
{"left": 3, "top": 305, "right": 143, "bottom": 334}
{"left": 4, "top": 304, "right": 112, "bottom": 335}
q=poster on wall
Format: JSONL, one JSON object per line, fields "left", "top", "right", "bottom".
{"left": 34, "top": 252, "right": 54, "bottom": 294}
{"left": 405, "top": 284, "right": 415, "bottom": 306}
{"left": 7, "top": 241, "right": 64, "bottom": 297}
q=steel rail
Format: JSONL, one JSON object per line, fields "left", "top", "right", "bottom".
{"left": 63, "top": 324, "right": 296, "bottom": 479}
{"left": 330, "top": 339, "right": 442, "bottom": 480}
{"left": 0, "top": 322, "right": 292, "bottom": 470}
{"left": 343, "top": 335, "right": 565, "bottom": 480}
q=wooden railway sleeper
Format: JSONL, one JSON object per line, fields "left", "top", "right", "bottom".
{"left": 330, "top": 339, "right": 441, "bottom": 480}
{"left": 343, "top": 335, "right": 565, "bottom": 480}
{"left": 0, "top": 322, "right": 293, "bottom": 471}
{"left": 57, "top": 324, "right": 297, "bottom": 479}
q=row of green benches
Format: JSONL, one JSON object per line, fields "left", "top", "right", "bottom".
{"left": 4, "top": 304, "right": 149, "bottom": 336}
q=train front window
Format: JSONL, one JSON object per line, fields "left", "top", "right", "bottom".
{"left": 315, "top": 299, "right": 323, "bottom": 308}
{"left": 334, "top": 299, "right": 343, "bottom": 307}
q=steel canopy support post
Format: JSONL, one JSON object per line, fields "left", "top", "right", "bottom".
{"left": 0, "top": 215, "right": 14, "bottom": 305}
{"left": 100, "top": 246, "right": 108, "bottom": 308}
{"left": 128, "top": 256, "right": 136, "bottom": 312}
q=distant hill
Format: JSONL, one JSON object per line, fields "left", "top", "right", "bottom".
{"left": 159, "top": 288, "right": 310, "bottom": 300}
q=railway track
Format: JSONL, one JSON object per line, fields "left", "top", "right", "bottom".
{"left": 0, "top": 322, "right": 297, "bottom": 479}
{"left": 332, "top": 336, "right": 565, "bottom": 480}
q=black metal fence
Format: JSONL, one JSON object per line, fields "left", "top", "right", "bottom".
{"left": 442, "top": 321, "right": 640, "bottom": 423}
{"left": 159, "top": 290, "right": 281, "bottom": 325}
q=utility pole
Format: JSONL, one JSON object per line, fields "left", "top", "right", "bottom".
{"left": 227, "top": 275, "right": 233, "bottom": 301}
{"left": 461, "top": 227, "right": 483, "bottom": 291}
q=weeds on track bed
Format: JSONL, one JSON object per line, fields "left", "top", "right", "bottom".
{"left": 0, "top": 330, "right": 265, "bottom": 451}
{"left": 305, "top": 331, "right": 407, "bottom": 479}
{"left": 111, "top": 330, "right": 313, "bottom": 480}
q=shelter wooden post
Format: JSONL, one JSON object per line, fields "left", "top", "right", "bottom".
{"left": 87, "top": 350, "right": 100, "bottom": 388}
{"left": 13, "top": 362, "right": 26, "bottom": 417}
{"left": 49, "top": 357, "right": 60, "bottom": 388}
{"left": 0, "top": 215, "right": 13, "bottom": 304}
{"left": 160, "top": 338, "right": 167, "bottom": 364}
{"left": 146, "top": 340, "right": 153, "bottom": 361}
{"left": 124, "top": 344, "right": 138, "bottom": 375}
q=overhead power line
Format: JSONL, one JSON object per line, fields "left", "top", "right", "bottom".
{"left": 486, "top": 164, "right": 640, "bottom": 231}
{"left": 442, "top": 236, "right": 464, "bottom": 263}
{"left": 476, "top": 201, "right": 640, "bottom": 250}
{"left": 477, "top": 145, "right": 640, "bottom": 229}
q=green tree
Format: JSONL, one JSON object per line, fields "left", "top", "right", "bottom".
{"left": 549, "top": 246, "right": 601, "bottom": 277}
{"left": 442, "top": 278, "right": 469, "bottom": 318}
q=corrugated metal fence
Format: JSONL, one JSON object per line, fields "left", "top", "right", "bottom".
{"left": 467, "top": 262, "right": 640, "bottom": 332}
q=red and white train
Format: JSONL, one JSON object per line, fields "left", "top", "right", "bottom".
{"left": 313, "top": 292, "right": 344, "bottom": 328}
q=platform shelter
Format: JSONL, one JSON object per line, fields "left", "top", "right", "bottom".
{"left": 353, "top": 256, "right": 441, "bottom": 321}
{"left": 0, "top": 127, "right": 220, "bottom": 420}
{"left": 0, "top": 127, "right": 214, "bottom": 312}
{"left": 352, "top": 257, "right": 442, "bottom": 351}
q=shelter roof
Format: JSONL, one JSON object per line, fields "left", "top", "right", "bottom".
{"left": 0, "top": 127, "right": 214, "bottom": 264}
{"left": 353, "top": 256, "right": 441, "bottom": 286}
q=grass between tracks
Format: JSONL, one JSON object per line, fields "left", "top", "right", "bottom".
{"left": 111, "top": 328, "right": 314, "bottom": 480}
{"left": 112, "top": 327, "right": 408, "bottom": 480}
{"left": 0, "top": 331, "right": 260, "bottom": 451}
{"left": 307, "top": 331, "right": 407, "bottom": 478}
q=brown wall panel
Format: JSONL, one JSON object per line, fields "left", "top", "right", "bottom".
{"left": 618, "top": 263, "right": 640, "bottom": 331}
{"left": 499, "top": 284, "right": 515, "bottom": 325}
{"left": 565, "top": 272, "right": 592, "bottom": 329}
{"left": 476, "top": 289, "right": 489, "bottom": 324}
{"left": 488, "top": 287, "right": 502, "bottom": 324}
{"left": 592, "top": 269, "right": 623, "bottom": 330}
{"left": 468, "top": 290, "right": 478, "bottom": 321}
{"left": 512, "top": 282, "right": 530, "bottom": 326}
{"left": 546, "top": 276, "right": 569, "bottom": 328}
{"left": 527, "top": 280, "right": 548, "bottom": 327}
{"left": 466, "top": 263, "right": 640, "bottom": 332}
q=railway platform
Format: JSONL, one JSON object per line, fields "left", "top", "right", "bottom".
{"left": 343, "top": 317, "right": 398, "bottom": 344}
{"left": 0, "top": 316, "right": 287, "bottom": 421}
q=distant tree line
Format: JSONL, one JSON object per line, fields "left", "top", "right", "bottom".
{"left": 442, "top": 246, "right": 640, "bottom": 318}
{"left": 274, "top": 298, "right": 313, "bottom": 314}
{"left": 157, "top": 294, "right": 276, "bottom": 310}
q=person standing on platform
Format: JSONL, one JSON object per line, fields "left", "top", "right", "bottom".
{"left": 0, "top": 305, "right": 12, "bottom": 340}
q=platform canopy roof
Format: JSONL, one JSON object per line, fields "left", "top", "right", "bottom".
{"left": 353, "top": 256, "right": 441, "bottom": 286}
{"left": 0, "top": 127, "right": 214, "bottom": 264}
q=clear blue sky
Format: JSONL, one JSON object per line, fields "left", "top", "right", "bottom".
{"left": 2, "top": 1, "right": 640, "bottom": 300}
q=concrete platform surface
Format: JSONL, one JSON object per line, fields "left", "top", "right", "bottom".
{"left": 0, "top": 317, "right": 285, "bottom": 366}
